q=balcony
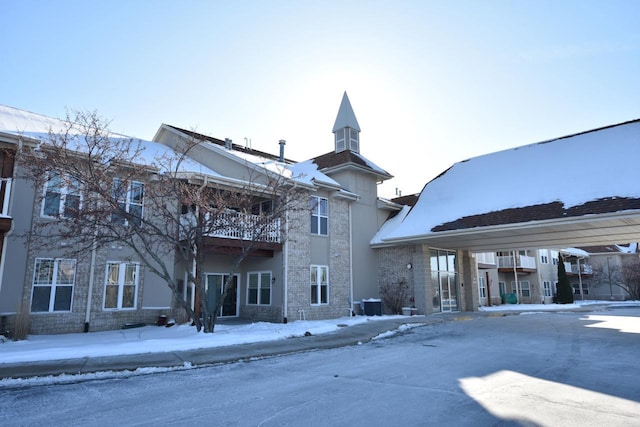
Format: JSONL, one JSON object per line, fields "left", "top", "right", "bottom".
{"left": 566, "top": 262, "right": 593, "bottom": 276}
{"left": 0, "top": 178, "right": 12, "bottom": 231}
{"left": 475, "top": 252, "right": 497, "bottom": 267}
{"left": 181, "top": 210, "right": 282, "bottom": 257}
{"left": 497, "top": 254, "right": 536, "bottom": 273}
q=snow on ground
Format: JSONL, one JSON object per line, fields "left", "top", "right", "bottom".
{"left": 479, "top": 299, "right": 640, "bottom": 312}
{"left": 0, "top": 315, "right": 403, "bottom": 365}
{"left": 1, "top": 301, "right": 638, "bottom": 367}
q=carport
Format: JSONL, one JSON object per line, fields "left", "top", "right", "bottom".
{"left": 373, "top": 118, "right": 640, "bottom": 312}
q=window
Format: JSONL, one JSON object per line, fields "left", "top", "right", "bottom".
{"left": 540, "top": 255, "right": 549, "bottom": 264}
{"left": 552, "top": 257, "right": 559, "bottom": 265}
{"left": 311, "top": 265, "right": 328, "bottom": 304}
{"left": 111, "top": 179, "right": 144, "bottom": 226}
{"left": 42, "top": 172, "right": 81, "bottom": 218}
{"left": 478, "top": 276, "right": 487, "bottom": 298}
{"left": 543, "top": 281, "right": 552, "bottom": 297}
{"left": 310, "top": 196, "right": 328, "bottom": 235}
{"left": 499, "top": 282, "right": 507, "bottom": 295}
{"left": 31, "top": 258, "right": 76, "bottom": 312}
{"left": 573, "top": 284, "right": 589, "bottom": 295}
{"left": 104, "top": 262, "right": 139, "bottom": 309}
{"left": 512, "top": 280, "right": 531, "bottom": 297}
{"left": 252, "top": 200, "right": 273, "bottom": 215}
{"left": 335, "top": 128, "right": 346, "bottom": 152}
{"left": 247, "top": 272, "right": 271, "bottom": 305}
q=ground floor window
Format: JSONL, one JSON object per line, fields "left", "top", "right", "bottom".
{"left": 478, "top": 276, "right": 487, "bottom": 298}
{"left": 511, "top": 281, "right": 531, "bottom": 297}
{"left": 499, "top": 282, "right": 507, "bottom": 295}
{"left": 543, "top": 281, "right": 552, "bottom": 297}
{"left": 31, "top": 258, "right": 76, "bottom": 312}
{"left": 104, "top": 262, "right": 139, "bottom": 309}
{"left": 572, "top": 283, "right": 589, "bottom": 295}
{"left": 247, "top": 271, "right": 271, "bottom": 305}
{"left": 207, "top": 273, "right": 239, "bottom": 316}
{"left": 311, "top": 265, "right": 328, "bottom": 304}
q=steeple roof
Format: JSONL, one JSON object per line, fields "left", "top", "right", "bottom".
{"left": 332, "top": 92, "right": 360, "bottom": 132}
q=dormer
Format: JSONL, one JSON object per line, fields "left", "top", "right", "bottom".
{"left": 332, "top": 92, "right": 361, "bottom": 154}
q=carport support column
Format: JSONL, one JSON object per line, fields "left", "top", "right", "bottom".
{"left": 460, "top": 250, "right": 479, "bottom": 312}
{"left": 412, "top": 244, "right": 432, "bottom": 315}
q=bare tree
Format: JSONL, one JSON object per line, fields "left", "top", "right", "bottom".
{"left": 591, "top": 258, "right": 640, "bottom": 300}
{"left": 17, "top": 110, "right": 306, "bottom": 332}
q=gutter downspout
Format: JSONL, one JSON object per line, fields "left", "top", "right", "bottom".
{"left": 283, "top": 210, "right": 289, "bottom": 323}
{"left": 84, "top": 228, "right": 98, "bottom": 332}
{"left": 349, "top": 203, "right": 354, "bottom": 316}
{"left": 512, "top": 250, "right": 520, "bottom": 304}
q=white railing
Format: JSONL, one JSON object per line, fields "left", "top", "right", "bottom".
{"left": 497, "top": 255, "right": 536, "bottom": 269}
{"left": 209, "top": 211, "right": 281, "bottom": 243}
{"left": 570, "top": 263, "right": 593, "bottom": 275}
{"left": 0, "top": 178, "right": 12, "bottom": 217}
{"left": 475, "top": 252, "right": 496, "bottom": 265}
{"left": 181, "top": 211, "right": 281, "bottom": 243}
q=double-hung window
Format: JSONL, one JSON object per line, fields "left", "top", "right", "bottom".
{"left": 42, "top": 171, "right": 81, "bottom": 218}
{"left": 512, "top": 280, "right": 531, "bottom": 297}
{"left": 543, "top": 281, "right": 552, "bottom": 297}
{"left": 111, "top": 178, "right": 144, "bottom": 226}
{"left": 310, "top": 196, "right": 328, "bottom": 235}
{"left": 478, "top": 276, "right": 487, "bottom": 298}
{"left": 247, "top": 271, "right": 271, "bottom": 305}
{"left": 104, "top": 262, "right": 139, "bottom": 309}
{"left": 310, "top": 265, "right": 328, "bottom": 304}
{"left": 31, "top": 258, "right": 76, "bottom": 312}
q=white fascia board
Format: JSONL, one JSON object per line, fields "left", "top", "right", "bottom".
{"left": 373, "top": 209, "right": 640, "bottom": 248}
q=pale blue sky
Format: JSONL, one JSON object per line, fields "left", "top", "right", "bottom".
{"left": 2, "top": 0, "right": 639, "bottom": 197}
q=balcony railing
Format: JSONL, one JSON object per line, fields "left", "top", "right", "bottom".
{"left": 181, "top": 211, "right": 281, "bottom": 243}
{"left": 567, "top": 262, "right": 593, "bottom": 275}
{"left": 475, "top": 252, "right": 497, "bottom": 266}
{"left": 497, "top": 255, "right": 536, "bottom": 270}
{"left": 0, "top": 178, "right": 12, "bottom": 217}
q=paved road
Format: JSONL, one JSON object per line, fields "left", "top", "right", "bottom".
{"left": 1, "top": 307, "right": 639, "bottom": 426}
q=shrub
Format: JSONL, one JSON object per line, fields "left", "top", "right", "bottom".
{"left": 380, "top": 279, "right": 410, "bottom": 314}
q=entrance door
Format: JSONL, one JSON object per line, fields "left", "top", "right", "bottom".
{"left": 430, "top": 249, "right": 460, "bottom": 312}
{"left": 206, "top": 274, "right": 239, "bottom": 317}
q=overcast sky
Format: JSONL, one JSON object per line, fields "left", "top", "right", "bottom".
{"left": 2, "top": 1, "right": 639, "bottom": 197}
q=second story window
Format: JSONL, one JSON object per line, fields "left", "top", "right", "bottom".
{"left": 111, "top": 178, "right": 144, "bottom": 226}
{"left": 310, "top": 196, "right": 328, "bottom": 235}
{"left": 42, "top": 171, "right": 81, "bottom": 219}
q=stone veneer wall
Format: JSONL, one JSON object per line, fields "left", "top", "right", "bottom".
{"left": 285, "top": 194, "right": 351, "bottom": 322}
{"left": 376, "top": 245, "right": 416, "bottom": 313}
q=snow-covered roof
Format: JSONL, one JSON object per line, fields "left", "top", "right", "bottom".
{"left": 332, "top": 92, "right": 361, "bottom": 133}
{"left": 561, "top": 247, "right": 590, "bottom": 258}
{"left": 376, "top": 118, "right": 640, "bottom": 243}
{"left": 0, "top": 104, "right": 219, "bottom": 177}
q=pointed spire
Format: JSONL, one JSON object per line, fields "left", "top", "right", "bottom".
{"left": 332, "top": 92, "right": 361, "bottom": 153}
{"left": 332, "top": 91, "right": 360, "bottom": 132}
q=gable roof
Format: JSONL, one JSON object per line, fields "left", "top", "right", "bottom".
{"left": 312, "top": 149, "right": 393, "bottom": 181}
{"left": 332, "top": 92, "right": 360, "bottom": 132}
{"left": 374, "top": 118, "right": 640, "bottom": 250}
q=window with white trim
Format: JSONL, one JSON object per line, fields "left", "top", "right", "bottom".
{"left": 478, "top": 276, "right": 487, "bottom": 298}
{"left": 310, "top": 265, "right": 328, "bottom": 304}
{"left": 111, "top": 178, "right": 144, "bottom": 226}
{"left": 104, "top": 262, "right": 139, "bottom": 309}
{"left": 498, "top": 282, "right": 507, "bottom": 295}
{"left": 572, "top": 283, "right": 589, "bottom": 295}
{"left": 31, "top": 258, "right": 76, "bottom": 312}
{"left": 512, "top": 280, "right": 531, "bottom": 297}
{"left": 247, "top": 271, "right": 271, "bottom": 305}
{"left": 41, "top": 171, "right": 81, "bottom": 218}
{"left": 543, "top": 281, "right": 552, "bottom": 297}
{"left": 540, "top": 255, "right": 549, "bottom": 264}
{"left": 310, "top": 196, "right": 328, "bottom": 235}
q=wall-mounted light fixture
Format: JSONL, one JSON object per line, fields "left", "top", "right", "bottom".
{"left": 407, "top": 263, "right": 412, "bottom": 270}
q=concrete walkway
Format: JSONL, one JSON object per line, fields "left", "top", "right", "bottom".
{"left": 0, "top": 313, "right": 476, "bottom": 379}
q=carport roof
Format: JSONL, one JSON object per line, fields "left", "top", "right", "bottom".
{"left": 373, "top": 118, "right": 640, "bottom": 251}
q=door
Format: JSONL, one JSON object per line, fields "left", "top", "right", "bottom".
{"left": 206, "top": 274, "right": 239, "bottom": 317}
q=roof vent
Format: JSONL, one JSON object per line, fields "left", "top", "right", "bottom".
{"left": 279, "top": 139, "right": 286, "bottom": 162}
{"left": 224, "top": 138, "right": 232, "bottom": 150}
